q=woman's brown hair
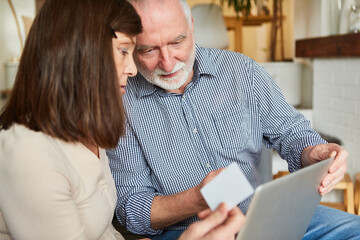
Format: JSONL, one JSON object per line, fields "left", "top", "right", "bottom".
{"left": 0, "top": 0, "right": 142, "bottom": 148}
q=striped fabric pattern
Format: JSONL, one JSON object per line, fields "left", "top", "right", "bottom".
{"left": 106, "top": 46, "right": 326, "bottom": 235}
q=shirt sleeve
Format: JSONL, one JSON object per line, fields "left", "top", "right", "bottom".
{"left": 0, "top": 138, "right": 87, "bottom": 240}
{"left": 107, "top": 121, "right": 162, "bottom": 235}
{"left": 252, "top": 61, "right": 327, "bottom": 172}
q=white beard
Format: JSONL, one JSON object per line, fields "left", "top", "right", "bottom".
{"left": 137, "top": 46, "right": 196, "bottom": 91}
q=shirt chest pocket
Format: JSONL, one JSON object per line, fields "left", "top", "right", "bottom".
{"left": 212, "top": 103, "right": 250, "bottom": 149}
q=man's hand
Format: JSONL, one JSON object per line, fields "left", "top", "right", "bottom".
{"left": 150, "top": 168, "right": 225, "bottom": 229}
{"left": 301, "top": 143, "right": 348, "bottom": 195}
{"left": 178, "top": 203, "right": 245, "bottom": 240}
{"left": 192, "top": 168, "right": 225, "bottom": 210}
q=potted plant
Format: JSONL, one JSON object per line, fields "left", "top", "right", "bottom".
{"left": 220, "top": 0, "right": 269, "bottom": 17}
{"left": 220, "top": 0, "right": 252, "bottom": 16}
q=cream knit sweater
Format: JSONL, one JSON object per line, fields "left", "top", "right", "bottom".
{"left": 0, "top": 125, "right": 124, "bottom": 240}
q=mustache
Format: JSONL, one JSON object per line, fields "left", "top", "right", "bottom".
{"left": 153, "top": 62, "right": 186, "bottom": 76}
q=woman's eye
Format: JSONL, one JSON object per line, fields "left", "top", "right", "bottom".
{"left": 121, "top": 48, "right": 129, "bottom": 56}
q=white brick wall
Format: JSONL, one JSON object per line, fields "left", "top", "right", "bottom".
{"left": 312, "top": 58, "right": 360, "bottom": 179}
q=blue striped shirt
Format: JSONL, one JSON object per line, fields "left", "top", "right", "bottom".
{"left": 106, "top": 46, "right": 326, "bottom": 235}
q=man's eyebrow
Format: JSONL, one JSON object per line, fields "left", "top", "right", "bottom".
{"left": 136, "top": 34, "right": 188, "bottom": 51}
{"left": 136, "top": 44, "right": 153, "bottom": 51}
{"left": 173, "top": 34, "right": 187, "bottom": 42}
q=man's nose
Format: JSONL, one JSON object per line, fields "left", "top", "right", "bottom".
{"left": 159, "top": 47, "right": 176, "bottom": 72}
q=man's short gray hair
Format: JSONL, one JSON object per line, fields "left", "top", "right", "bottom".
{"left": 128, "top": 0, "right": 192, "bottom": 29}
{"left": 178, "top": 0, "right": 192, "bottom": 28}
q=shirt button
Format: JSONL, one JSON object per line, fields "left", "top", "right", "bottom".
{"left": 206, "top": 163, "right": 211, "bottom": 168}
{"left": 182, "top": 95, "right": 186, "bottom": 100}
{"left": 192, "top": 128, "right": 198, "bottom": 133}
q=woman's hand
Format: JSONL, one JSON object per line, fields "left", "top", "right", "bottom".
{"left": 178, "top": 203, "right": 245, "bottom": 240}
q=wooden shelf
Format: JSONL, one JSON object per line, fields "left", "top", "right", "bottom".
{"left": 224, "top": 15, "right": 274, "bottom": 53}
{"left": 320, "top": 173, "right": 355, "bottom": 214}
{"left": 320, "top": 202, "right": 347, "bottom": 212}
{"left": 296, "top": 33, "right": 360, "bottom": 58}
{"left": 224, "top": 16, "right": 243, "bottom": 53}
{"left": 243, "top": 15, "right": 273, "bottom": 26}
{"left": 224, "top": 15, "right": 273, "bottom": 26}
{"left": 356, "top": 173, "right": 360, "bottom": 215}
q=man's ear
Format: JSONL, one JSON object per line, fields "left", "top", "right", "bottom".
{"left": 191, "top": 14, "right": 194, "bottom": 32}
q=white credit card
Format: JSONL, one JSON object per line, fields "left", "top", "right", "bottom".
{"left": 200, "top": 162, "right": 254, "bottom": 211}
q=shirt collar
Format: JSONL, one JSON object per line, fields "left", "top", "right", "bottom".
{"left": 135, "top": 45, "right": 216, "bottom": 98}
{"left": 195, "top": 45, "right": 216, "bottom": 77}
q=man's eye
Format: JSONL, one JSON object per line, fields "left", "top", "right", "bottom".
{"left": 144, "top": 48, "right": 154, "bottom": 54}
{"left": 136, "top": 48, "right": 157, "bottom": 57}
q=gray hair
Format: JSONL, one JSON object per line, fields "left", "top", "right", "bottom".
{"left": 179, "top": 0, "right": 192, "bottom": 28}
{"left": 128, "top": 0, "right": 192, "bottom": 28}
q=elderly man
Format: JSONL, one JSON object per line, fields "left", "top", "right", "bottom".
{"left": 107, "top": 0, "right": 360, "bottom": 239}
